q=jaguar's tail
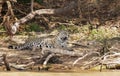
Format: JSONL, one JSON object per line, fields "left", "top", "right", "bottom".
{"left": 8, "top": 45, "right": 18, "bottom": 49}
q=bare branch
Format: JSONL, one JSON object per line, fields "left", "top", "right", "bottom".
{"left": 73, "top": 54, "right": 88, "bottom": 66}
{"left": 31, "top": 0, "right": 34, "bottom": 12}
{"left": 73, "top": 52, "right": 100, "bottom": 66}
{"left": 11, "top": 1, "right": 76, "bottom": 34}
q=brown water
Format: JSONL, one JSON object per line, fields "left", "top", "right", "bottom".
{"left": 1, "top": 71, "right": 120, "bottom": 76}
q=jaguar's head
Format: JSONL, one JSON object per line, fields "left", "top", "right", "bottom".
{"left": 57, "top": 31, "right": 69, "bottom": 42}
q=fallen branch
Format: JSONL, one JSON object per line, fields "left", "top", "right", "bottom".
{"left": 42, "top": 47, "right": 83, "bottom": 56}
{"left": 73, "top": 52, "right": 100, "bottom": 66}
{"left": 9, "top": 62, "right": 35, "bottom": 70}
{"left": 9, "top": 64, "right": 26, "bottom": 70}
{"left": 100, "top": 52, "right": 120, "bottom": 65}
{"left": 73, "top": 54, "right": 88, "bottom": 66}
{"left": 43, "top": 53, "right": 55, "bottom": 66}
{"left": 82, "top": 57, "right": 100, "bottom": 70}
{"left": 97, "top": 52, "right": 120, "bottom": 69}
{"left": 10, "top": 1, "right": 77, "bottom": 34}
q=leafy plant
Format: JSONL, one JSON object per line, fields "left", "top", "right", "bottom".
{"left": 57, "top": 25, "right": 66, "bottom": 30}
{"left": 26, "top": 23, "right": 44, "bottom": 32}
{"left": 88, "top": 26, "right": 119, "bottom": 40}
{"left": 18, "top": 0, "right": 30, "bottom": 3}
{"left": 18, "top": 0, "right": 43, "bottom": 4}
{"left": 35, "top": 0, "right": 43, "bottom": 4}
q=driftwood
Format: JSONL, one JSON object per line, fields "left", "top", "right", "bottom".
{"left": 10, "top": 1, "right": 77, "bottom": 34}
{"left": 100, "top": 52, "right": 120, "bottom": 66}
{"left": 0, "top": 46, "right": 84, "bottom": 71}
{"left": 42, "top": 47, "right": 83, "bottom": 56}
{"left": 0, "top": 37, "right": 119, "bottom": 71}
{"left": 81, "top": 52, "right": 120, "bottom": 70}
{"left": 2, "top": 54, "right": 11, "bottom": 71}
{"left": 9, "top": 62, "right": 35, "bottom": 70}
{"left": 4, "top": 48, "right": 119, "bottom": 71}
{"left": 41, "top": 47, "right": 84, "bottom": 66}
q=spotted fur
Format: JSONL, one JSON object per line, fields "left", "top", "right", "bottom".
{"left": 8, "top": 31, "right": 69, "bottom": 50}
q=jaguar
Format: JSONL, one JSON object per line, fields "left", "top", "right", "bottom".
{"left": 8, "top": 31, "right": 69, "bottom": 51}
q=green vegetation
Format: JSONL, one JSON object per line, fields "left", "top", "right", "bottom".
{"left": 57, "top": 25, "right": 79, "bottom": 33}
{"left": 88, "top": 27, "right": 119, "bottom": 40}
{"left": 0, "top": 25, "right": 5, "bottom": 31}
{"left": 25, "top": 23, "right": 44, "bottom": 32}
{"left": 36, "top": 0, "right": 43, "bottom": 4}
{"left": 18, "top": 0, "right": 43, "bottom": 4}
{"left": 67, "top": 24, "right": 119, "bottom": 41}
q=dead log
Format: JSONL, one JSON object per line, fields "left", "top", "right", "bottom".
{"left": 2, "top": 54, "right": 11, "bottom": 71}
{"left": 42, "top": 47, "right": 83, "bottom": 56}
{"left": 10, "top": 1, "right": 77, "bottom": 34}
{"left": 9, "top": 62, "right": 35, "bottom": 70}
{"left": 39, "top": 47, "right": 83, "bottom": 66}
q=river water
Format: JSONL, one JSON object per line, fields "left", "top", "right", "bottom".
{"left": 1, "top": 71, "right": 120, "bottom": 76}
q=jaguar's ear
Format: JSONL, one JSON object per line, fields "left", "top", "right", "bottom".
{"left": 58, "top": 30, "right": 68, "bottom": 35}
